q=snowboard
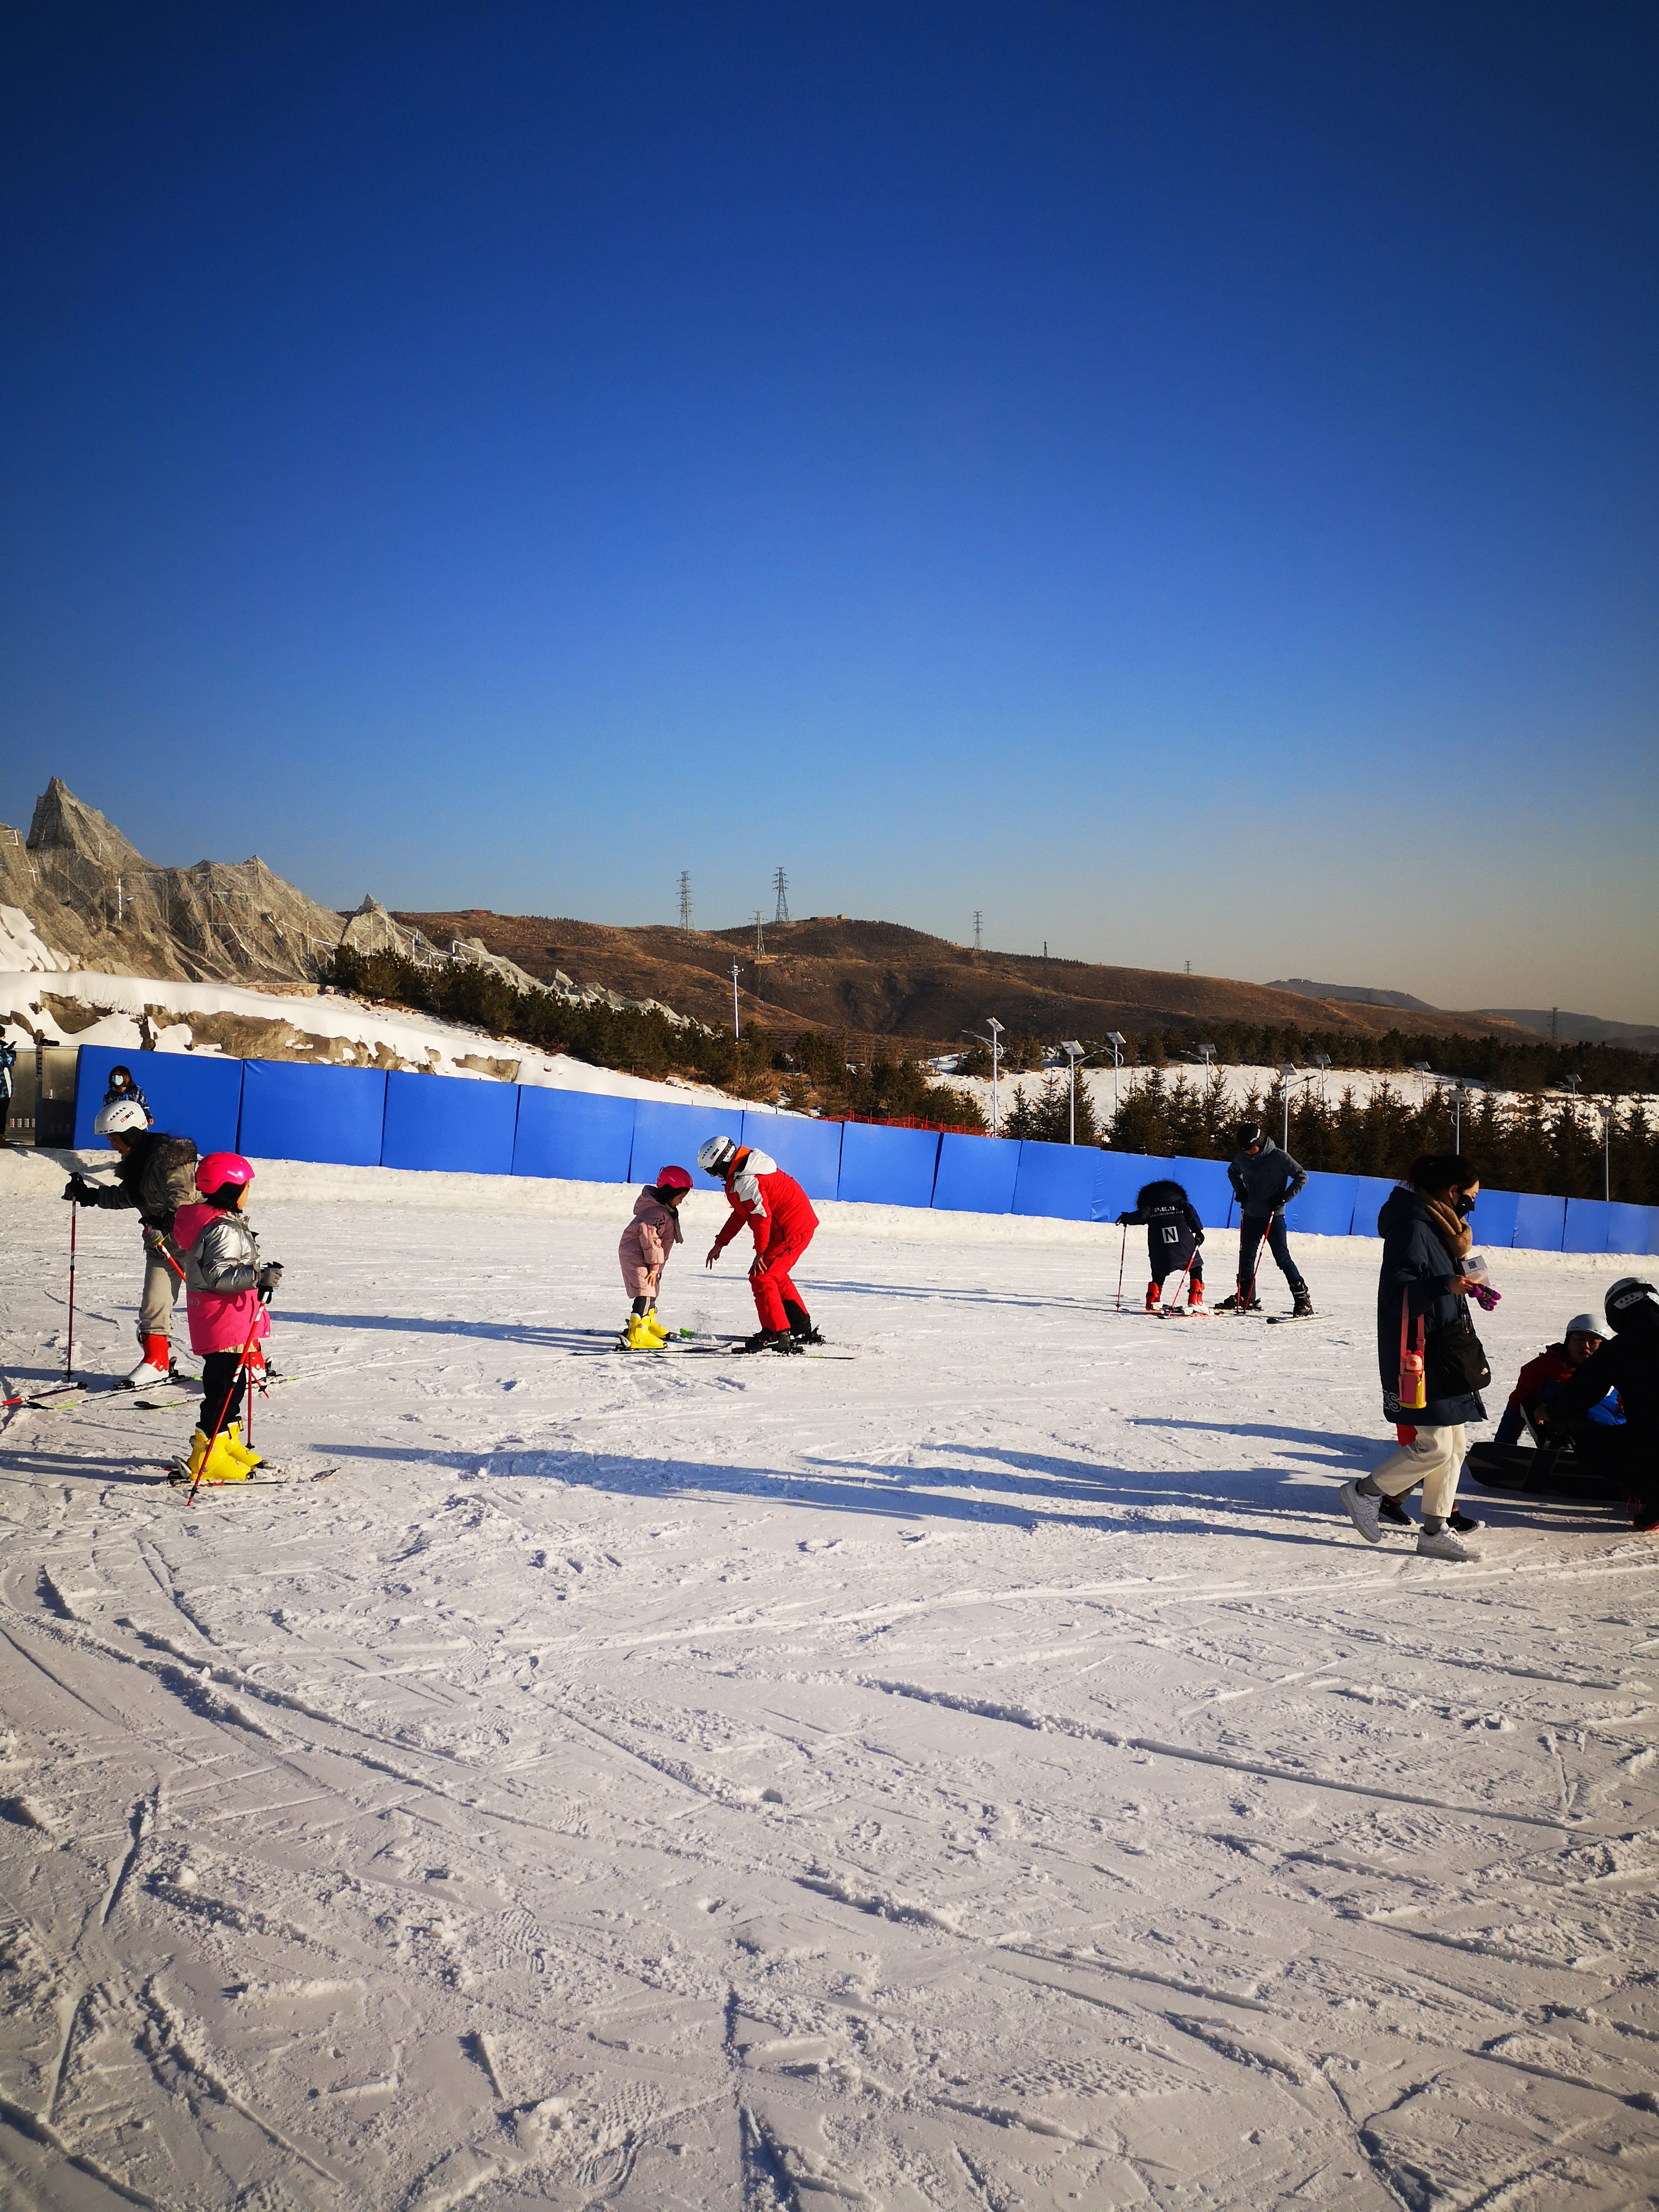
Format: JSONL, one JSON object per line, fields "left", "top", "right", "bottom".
{"left": 1464, "top": 1441, "right": 1630, "bottom": 1505}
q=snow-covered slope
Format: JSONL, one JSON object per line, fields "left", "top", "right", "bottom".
{"left": 1, "top": 1157, "right": 1652, "bottom": 2208}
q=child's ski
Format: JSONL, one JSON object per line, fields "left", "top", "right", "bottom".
{"left": 163, "top": 1462, "right": 338, "bottom": 1488}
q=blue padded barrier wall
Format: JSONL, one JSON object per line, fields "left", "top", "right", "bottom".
{"left": 1512, "top": 1194, "right": 1566, "bottom": 1252}
{"left": 1348, "top": 1177, "right": 1399, "bottom": 1239}
{"left": 1649, "top": 1210, "right": 1659, "bottom": 1260}
{"left": 1165, "top": 1156, "right": 1236, "bottom": 1229}
{"left": 238, "top": 1060, "right": 387, "bottom": 1168}
{"left": 1011, "top": 1141, "right": 1100, "bottom": 1221}
{"left": 629, "top": 1099, "right": 730, "bottom": 1190}
{"left": 1466, "top": 1187, "right": 1520, "bottom": 1251}
{"left": 738, "top": 1110, "right": 844, "bottom": 1202}
{"left": 1605, "top": 1202, "right": 1657, "bottom": 1258}
{"left": 512, "top": 1088, "right": 637, "bottom": 1183}
{"left": 72, "top": 1044, "right": 245, "bottom": 1156}
{"left": 1283, "top": 1173, "right": 1359, "bottom": 1238}
{"left": 1088, "top": 1152, "right": 1146, "bottom": 1223}
{"left": 933, "top": 1132, "right": 1021, "bottom": 1215}
{"left": 1563, "top": 1198, "right": 1613, "bottom": 1256}
{"left": 836, "top": 1122, "right": 941, "bottom": 1207}
{"left": 381, "top": 1071, "right": 518, "bottom": 1177}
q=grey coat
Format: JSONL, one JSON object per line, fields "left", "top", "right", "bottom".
{"left": 183, "top": 1211, "right": 260, "bottom": 1296}
{"left": 1228, "top": 1138, "right": 1308, "bottom": 1219}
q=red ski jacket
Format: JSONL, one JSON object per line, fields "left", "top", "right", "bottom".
{"left": 710, "top": 1148, "right": 819, "bottom": 1258}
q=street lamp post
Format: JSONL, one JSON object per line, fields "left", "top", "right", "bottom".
{"left": 1061, "top": 1040, "right": 1084, "bottom": 1145}
{"left": 1312, "top": 1052, "right": 1332, "bottom": 1104}
{"left": 730, "top": 961, "right": 742, "bottom": 1039}
{"left": 987, "top": 1018, "right": 1005, "bottom": 1136}
{"left": 1107, "top": 1031, "right": 1126, "bottom": 1114}
{"left": 1276, "top": 1063, "right": 1298, "bottom": 1150}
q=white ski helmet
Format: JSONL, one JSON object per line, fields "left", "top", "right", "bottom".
{"left": 1564, "top": 1313, "right": 1605, "bottom": 1342}
{"left": 1605, "top": 1277, "right": 1658, "bottom": 1331}
{"left": 94, "top": 1098, "right": 148, "bottom": 1138}
{"left": 696, "top": 1134, "right": 738, "bottom": 1176}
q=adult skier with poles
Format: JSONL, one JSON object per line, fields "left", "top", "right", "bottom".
{"left": 62, "top": 1100, "right": 200, "bottom": 1385}
{"left": 699, "top": 1133, "right": 822, "bottom": 1354}
{"left": 1217, "top": 1122, "right": 1313, "bottom": 1316}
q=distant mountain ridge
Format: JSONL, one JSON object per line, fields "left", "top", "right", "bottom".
{"left": 1272, "top": 976, "right": 1658, "bottom": 1052}
{"left": 1270, "top": 979, "right": 1439, "bottom": 1013}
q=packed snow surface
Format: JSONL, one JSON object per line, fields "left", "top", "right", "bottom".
{"left": 1, "top": 1146, "right": 1656, "bottom": 2209}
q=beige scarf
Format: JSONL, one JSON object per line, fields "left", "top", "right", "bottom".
{"left": 1422, "top": 1194, "right": 1473, "bottom": 1263}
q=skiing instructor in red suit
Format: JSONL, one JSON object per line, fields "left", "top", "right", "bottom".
{"left": 698, "top": 1134, "right": 824, "bottom": 1354}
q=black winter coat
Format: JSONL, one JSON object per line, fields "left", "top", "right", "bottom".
{"left": 1119, "top": 1178, "right": 1204, "bottom": 1273}
{"left": 1228, "top": 1138, "right": 1308, "bottom": 1218}
{"left": 87, "top": 1131, "right": 199, "bottom": 1231}
{"left": 1375, "top": 1186, "right": 1486, "bottom": 1427}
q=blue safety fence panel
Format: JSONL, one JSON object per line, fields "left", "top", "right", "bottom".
{"left": 1165, "top": 1155, "right": 1235, "bottom": 1229}
{"left": 1012, "top": 1141, "right": 1100, "bottom": 1220}
{"left": 629, "top": 1099, "right": 730, "bottom": 1190}
{"left": 1512, "top": 1193, "right": 1566, "bottom": 1252}
{"left": 739, "top": 1110, "right": 844, "bottom": 1201}
{"left": 1604, "top": 1201, "right": 1657, "bottom": 1257}
{"left": 1466, "top": 1186, "right": 1520, "bottom": 1250}
{"left": 238, "top": 1060, "right": 387, "bottom": 1168}
{"left": 1347, "top": 1176, "right": 1399, "bottom": 1239}
{"left": 1284, "top": 1173, "right": 1359, "bottom": 1237}
{"left": 836, "top": 1122, "right": 942, "bottom": 1207}
{"left": 72, "top": 1044, "right": 245, "bottom": 1155}
{"left": 1089, "top": 1151, "right": 1148, "bottom": 1223}
{"left": 932, "top": 1131, "right": 1021, "bottom": 1215}
{"left": 512, "top": 1088, "right": 637, "bottom": 1183}
{"left": 1648, "top": 1210, "right": 1659, "bottom": 1259}
{"left": 1563, "top": 1197, "right": 1613, "bottom": 1255}
{"left": 381, "top": 1071, "right": 518, "bottom": 1177}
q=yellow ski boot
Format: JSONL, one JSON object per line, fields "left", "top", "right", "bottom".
{"left": 623, "top": 1313, "right": 664, "bottom": 1351}
{"left": 219, "top": 1422, "right": 264, "bottom": 1473}
{"left": 181, "top": 1428, "right": 212, "bottom": 1483}
{"left": 641, "top": 1307, "right": 672, "bottom": 1346}
{"left": 197, "top": 1428, "right": 253, "bottom": 1483}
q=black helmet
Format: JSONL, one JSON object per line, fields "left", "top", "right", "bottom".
{"left": 1235, "top": 1122, "right": 1263, "bottom": 1151}
{"left": 1605, "top": 1277, "right": 1658, "bottom": 1332}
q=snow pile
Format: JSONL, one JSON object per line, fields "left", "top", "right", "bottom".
{"left": 1, "top": 965, "right": 748, "bottom": 1105}
{"left": 1, "top": 1166, "right": 1653, "bottom": 2208}
{"left": 0, "top": 903, "right": 71, "bottom": 973}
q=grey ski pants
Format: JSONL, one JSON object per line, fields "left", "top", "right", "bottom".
{"left": 137, "top": 1244, "right": 182, "bottom": 1345}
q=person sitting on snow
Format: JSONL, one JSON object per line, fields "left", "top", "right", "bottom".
{"left": 1551, "top": 1279, "right": 1659, "bottom": 1532}
{"left": 62, "top": 1100, "right": 199, "bottom": 1386}
{"left": 699, "top": 1133, "right": 822, "bottom": 1354}
{"left": 1494, "top": 1312, "right": 1624, "bottom": 1446}
{"left": 101, "top": 1064, "right": 152, "bottom": 1120}
{"left": 617, "top": 1165, "right": 692, "bottom": 1350}
{"left": 1117, "top": 1177, "right": 1205, "bottom": 1311}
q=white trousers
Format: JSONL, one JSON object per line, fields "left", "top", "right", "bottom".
{"left": 1371, "top": 1424, "right": 1467, "bottom": 1521}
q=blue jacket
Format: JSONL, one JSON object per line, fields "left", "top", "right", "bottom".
{"left": 0, "top": 1040, "right": 13, "bottom": 1100}
{"left": 1375, "top": 1186, "right": 1487, "bottom": 1427}
{"left": 1228, "top": 1138, "right": 1307, "bottom": 1219}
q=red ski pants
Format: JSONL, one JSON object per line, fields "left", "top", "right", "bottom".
{"left": 749, "top": 1225, "right": 814, "bottom": 1332}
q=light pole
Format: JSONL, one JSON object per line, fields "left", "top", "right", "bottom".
{"left": 1276, "top": 1063, "right": 1298, "bottom": 1150}
{"left": 1411, "top": 1060, "right": 1431, "bottom": 1106}
{"left": 1061, "top": 1040, "right": 1084, "bottom": 1145}
{"left": 1604, "top": 1099, "right": 1614, "bottom": 1201}
{"left": 1107, "top": 1031, "right": 1126, "bottom": 1114}
{"left": 1312, "top": 1051, "right": 1332, "bottom": 1104}
{"left": 730, "top": 961, "right": 742, "bottom": 1039}
{"left": 988, "top": 1018, "right": 1005, "bottom": 1136}
{"left": 1452, "top": 1078, "right": 1468, "bottom": 1151}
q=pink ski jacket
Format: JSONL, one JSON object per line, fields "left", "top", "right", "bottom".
{"left": 174, "top": 1199, "right": 271, "bottom": 1356}
{"left": 618, "top": 1188, "right": 683, "bottom": 1298}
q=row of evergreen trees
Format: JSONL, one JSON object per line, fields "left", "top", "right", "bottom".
{"left": 1003, "top": 1068, "right": 1659, "bottom": 1205}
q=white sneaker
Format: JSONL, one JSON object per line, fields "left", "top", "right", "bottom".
{"left": 1339, "top": 1481, "right": 1384, "bottom": 1544}
{"left": 1418, "top": 1526, "right": 1482, "bottom": 1563}
{"left": 121, "top": 1356, "right": 169, "bottom": 1390}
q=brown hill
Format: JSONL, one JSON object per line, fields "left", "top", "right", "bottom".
{"left": 390, "top": 910, "right": 1544, "bottom": 1051}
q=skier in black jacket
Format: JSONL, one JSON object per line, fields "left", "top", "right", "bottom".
{"left": 1219, "top": 1123, "right": 1312, "bottom": 1314}
{"left": 1117, "top": 1177, "right": 1205, "bottom": 1311}
{"left": 1550, "top": 1278, "right": 1659, "bottom": 1530}
{"left": 63, "top": 1099, "right": 198, "bottom": 1385}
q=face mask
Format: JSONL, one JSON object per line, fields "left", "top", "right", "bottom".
{"left": 1454, "top": 1192, "right": 1477, "bottom": 1217}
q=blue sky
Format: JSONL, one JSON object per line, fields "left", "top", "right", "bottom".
{"left": 3, "top": 4, "right": 1655, "bottom": 1018}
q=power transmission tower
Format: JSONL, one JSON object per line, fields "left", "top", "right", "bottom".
{"left": 752, "top": 910, "right": 766, "bottom": 956}
{"left": 773, "top": 866, "right": 789, "bottom": 924}
{"left": 973, "top": 910, "right": 983, "bottom": 952}
{"left": 678, "top": 871, "right": 693, "bottom": 938}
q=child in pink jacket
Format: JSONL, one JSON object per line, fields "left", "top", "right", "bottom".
{"left": 618, "top": 1165, "right": 692, "bottom": 1349}
{"left": 172, "top": 1150, "right": 282, "bottom": 1482}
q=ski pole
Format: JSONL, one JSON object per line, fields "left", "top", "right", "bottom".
{"left": 66, "top": 1202, "right": 77, "bottom": 1383}
{"left": 1115, "top": 1224, "right": 1126, "bottom": 1312}
{"left": 188, "top": 1304, "right": 263, "bottom": 1507}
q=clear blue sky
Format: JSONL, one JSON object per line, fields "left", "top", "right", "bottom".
{"left": 3, "top": 4, "right": 1655, "bottom": 1018}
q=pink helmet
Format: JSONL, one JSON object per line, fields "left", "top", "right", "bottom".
{"left": 196, "top": 1152, "right": 255, "bottom": 1196}
{"left": 655, "top": 1164, "right": 693, "bottom": 1195}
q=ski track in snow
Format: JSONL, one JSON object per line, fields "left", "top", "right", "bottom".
{"left": 1, "top": 1171, "right": 1656, "bottom": 2209}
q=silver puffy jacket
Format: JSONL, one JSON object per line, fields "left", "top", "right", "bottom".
{"left": 183, "top": 1211, "right": 260, "bottom": 1296}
